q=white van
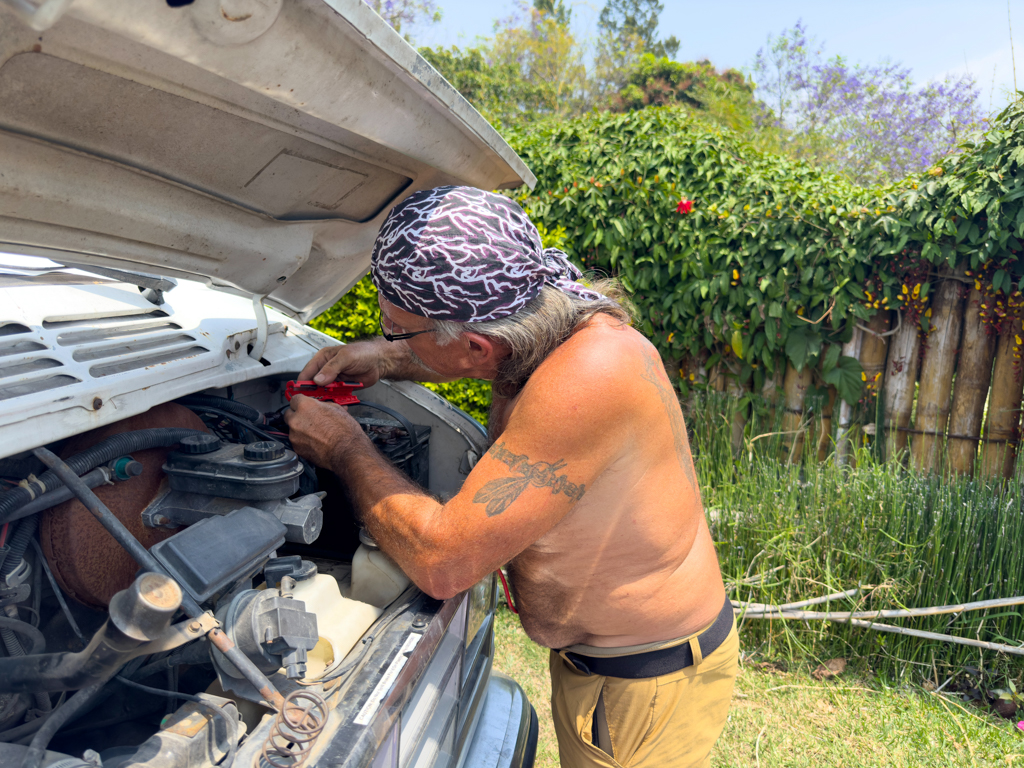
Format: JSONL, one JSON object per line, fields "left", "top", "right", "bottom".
{"left": 0, "top": 1, "right": 538, "bottom": 766}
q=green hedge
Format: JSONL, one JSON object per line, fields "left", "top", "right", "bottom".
{"left": 508, "top": 100, "right": 1024, "bottom": 404}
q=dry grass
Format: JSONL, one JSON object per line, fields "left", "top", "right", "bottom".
{"left": 492, "top": 606, "right": 1024, "bottom": 767}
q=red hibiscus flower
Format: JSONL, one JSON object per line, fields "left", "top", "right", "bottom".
{"left": 676, "top": 198, "right": 694, "bottom": 214}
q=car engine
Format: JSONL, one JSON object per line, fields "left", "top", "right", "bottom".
{"left": 0, "top": 388, "right": 428, "bottom": 767}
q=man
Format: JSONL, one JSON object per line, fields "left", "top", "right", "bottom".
{"left": 285, "top": 186, "right": 737, "bottom": 768}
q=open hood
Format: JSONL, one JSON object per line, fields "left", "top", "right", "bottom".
{"left": 0, "top": 0, "right": 535, "bottom": 321}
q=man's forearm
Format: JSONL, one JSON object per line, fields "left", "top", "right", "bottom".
{"left": 329, "top": 431, "right": 460, "bottom": 595}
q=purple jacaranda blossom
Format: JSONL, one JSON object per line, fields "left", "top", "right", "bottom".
{"left": 752, "top": 21, "right": 984, "bottom": 184}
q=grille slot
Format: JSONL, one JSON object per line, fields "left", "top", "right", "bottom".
{"left": 0, "top": 357, "right": 62, "bottom": 379}
{"left": 72, "top": 334, "right": 199, "bottom": 362}
{"left": 0, "top": 323, "right": 31, "bottom": 337}
{"left": 55, "top": 321, "right": 182, "bottom": 346}
{"left": 0, "top": 374, "right": 80, "bottom": 401}
{"left": 0, "top": 339, "right": 46, "bottom": 358}
{"left": 43, "top": 310, "right": 169, "bottom": 330}
{"left": 89, "top": 345, "right": 210, "bottom": 378}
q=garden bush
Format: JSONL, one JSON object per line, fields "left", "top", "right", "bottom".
{"left": 509, "top": 99, "right": 1024, "bottom": 405}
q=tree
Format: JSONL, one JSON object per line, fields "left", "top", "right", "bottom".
{"left": 752, "top": 22, "right": 984, "bottom": 184}
{"left": 611, "top": 54, "right": 760, "bottom": 134}
{"left": 533, "top": 0, "right": 571, "bottom": 27}
{"left": 364, "top": 0, "right": 441, "bottom": 39}
{"left": 598, "top": 0, "right": 679, "bottom": 59}
{"left": 419, "top": 46, "right": 549, "bottom": 127}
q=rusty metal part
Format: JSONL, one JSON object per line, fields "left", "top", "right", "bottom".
{"left": 262, "top": 689, "right": 328, "bottom": 768}
{"left": 131, "top": 611, "right": 219, "bottom": 657}
{"left": 33, "top": 446, "right": 202, "bottom": 618}
{"left": 40, "top": 403, "right": 208, "bottom": 609}
{"left": 207, "top": 627, "right": 285, "bottom": 710}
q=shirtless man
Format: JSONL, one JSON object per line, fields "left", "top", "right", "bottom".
{"left": 285, "top": 186, "right": 738, "bottom": 768}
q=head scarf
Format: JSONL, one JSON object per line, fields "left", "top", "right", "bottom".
{"left": 370, "top": 186, "right": 603, "bottom": 322}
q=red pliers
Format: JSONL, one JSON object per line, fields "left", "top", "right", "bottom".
{"left": 285, "top": 380, "right": 364, "bottom": 406}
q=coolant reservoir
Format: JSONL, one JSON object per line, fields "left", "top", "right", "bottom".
{"left": 350, "top": 531, "right": 411, "bottom": 608}
{"left": 289, "top": 573, "right": 381, "bottom": 681}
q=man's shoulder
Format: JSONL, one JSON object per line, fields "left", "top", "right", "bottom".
{"left": 515, "top": 318, "right": 657, "bottom": 422}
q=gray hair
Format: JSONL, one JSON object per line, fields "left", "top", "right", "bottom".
{"left": 432, "top": 279, "right": 635, "bottom": 398}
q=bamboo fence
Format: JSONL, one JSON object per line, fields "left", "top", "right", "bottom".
{"left": 707, "top": 269, "right": 1024, "bottom": 479}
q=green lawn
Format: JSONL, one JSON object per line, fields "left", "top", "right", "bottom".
{"left": 492, "top": 606, "right": 1024, "bottom": 767}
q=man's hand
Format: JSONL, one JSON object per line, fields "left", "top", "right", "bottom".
{"left": 283, "top": 393, "right": 363, "bottom": 469}
{"left": 299, "top": 342, "right": 384, "bottom": 387}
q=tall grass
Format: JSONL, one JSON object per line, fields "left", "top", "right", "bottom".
{"left": 688, "top": 391, "right": 1024, "bottom": 681}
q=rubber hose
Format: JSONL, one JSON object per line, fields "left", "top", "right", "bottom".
{"left": 0, "top": 428, "right": 204, "bottom": 524}
{"left": 0, "top": 517, "right": 39, "bottom": 667}
{"left": 178, "top": 394, "right": 261, "bottom": 423}
{"left": 19, "top": 678, "right": 109, "bottom": 768}
{"left": 0, "top": 618, "right": 44, "bottom": 656}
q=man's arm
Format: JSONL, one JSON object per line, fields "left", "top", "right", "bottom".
{"left": 285, "top": 330, "right": 641, "bottom": 599}
{"left": 299, "top": 337, "right": 461, "bottom": 386}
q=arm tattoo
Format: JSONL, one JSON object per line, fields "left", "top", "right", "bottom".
{"left": 639, "top": 351, "right": 698, "bottom": 492}
{"left": 472, "top": 441, "right": 586, "bottom": 517}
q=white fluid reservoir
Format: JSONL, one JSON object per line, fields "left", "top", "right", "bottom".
{"left": 289, "top": 573, "right": 382, "bottom": 681}
{"left": 351, "top": 542, "right": 411, "bottom": 609}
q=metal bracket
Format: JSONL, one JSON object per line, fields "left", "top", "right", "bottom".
{"left": 250, "top": 294, "right": 269, "bottom": 362}
{"left": 131, "top": 612, "right": 220, "bottom": 657}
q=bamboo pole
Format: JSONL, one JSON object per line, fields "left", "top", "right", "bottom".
{"left": 816, "top": 386, "right": 837, "bottom": 461}
{"left": 947, "top": 287, "right": 998, "bottom": 475}
{"left": 835, "top": 327, "right": 864, "bottom": 465}
{"left": 911, "top": 272, "right": 966, "bottom": 473}
{"left": 858, "top": 311, "right": 893, "bottom": 459}
{"left": 760, "top": 361, "right": 782, "bottom": 433}
{"left": 780, "top": 362, "right": 813, "bottom": 462}
{"left": 726, "top": 375, "right": 751, "bottom": 456}
{"left": 883, "top": 311, "right": 921, "bottom": 460}
{"left": 980, "top": 314, "right": 1024, "bottom": 479}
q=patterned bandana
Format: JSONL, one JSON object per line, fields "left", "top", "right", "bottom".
{"left": 370, "top": 186, "right": 604, "bottom": 322}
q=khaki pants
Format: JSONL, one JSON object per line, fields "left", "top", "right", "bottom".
{"left": 549, "top": 623, "right": 739, "bottom": 768}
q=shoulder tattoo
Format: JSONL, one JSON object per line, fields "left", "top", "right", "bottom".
{"left": 472, "top": 441, "right": 586, "bottom": 517}
{"left": 639, "top": 350, "right": 698, "bottom": 492}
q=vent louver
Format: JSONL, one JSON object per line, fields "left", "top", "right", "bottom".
{"left": 0, "top": 322, "right": 78, "bottom": 401}
{"left": 46, "top": 310, "right": 211, "bottom": 379}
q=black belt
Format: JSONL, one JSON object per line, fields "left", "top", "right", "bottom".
{"left": 562, "top": 597, "right": 734, "bottom": 679}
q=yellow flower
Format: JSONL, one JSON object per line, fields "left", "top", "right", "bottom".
{"left": 1016, "top": 335, "right": 1022, "bottom": 346}
{"left": 667, "top": 332, "right": 675, "bottom": 343}
{"left": 912, "top": 284, "right": 921, "bottom": 297}
{"left": 874, "top": 372, "right": 881, "bottom": 381}
{"left": 902, "top": 285, "right": 909, "bottom": 295}
{"left": 743, "top": 204, "right": 750, "bottom": 211}
{"left": 861, "top": 372, "right": 868, "bottom": 381}
{"left": 732, "top": 269, "right": 739, "bottom": 280}
{"left": 975, "top": 280, "right": 982, "bottom": 291}
{"left": 679, "top": 368, "right": 685, "bottom": 378}
{"left": 874, "top": 209, "right": 881, "bottom": 216}
{"left": 925, "top": 308, "right": 932, "bottom": 317}
{"left": 688, "top": 373, "right": 696, "bottom": 382}
{"left": 797, "top": 307, "right": 805, "bottom": 316}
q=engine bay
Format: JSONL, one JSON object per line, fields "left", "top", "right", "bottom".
{"left": 0, "top": 380, "right": 434, "bottom": 767}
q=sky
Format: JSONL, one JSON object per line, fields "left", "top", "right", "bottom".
{"left": 406, "top": 0, "right": 1024, "bottom": 113}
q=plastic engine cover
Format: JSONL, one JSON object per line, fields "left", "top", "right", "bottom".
{"left": 150, "top": 507, "right": 286, "bottom": 603}
{"left": 162, "top": 439, "right": 303, "bottom": 500}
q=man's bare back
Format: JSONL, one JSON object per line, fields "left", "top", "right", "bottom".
{"left": 488, "top": 315, "right": 726, "bottom": 649}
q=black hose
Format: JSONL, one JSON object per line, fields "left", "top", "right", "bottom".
{"left": 0, "top": 519, "right": 52, "bottom": 715}
{"left": 7, "top": 468, "right": 109, "bottom": 523}
{"left": 0, "top": 429, "right": 204, "bottom": 524}
{"left": 178, "top": 395, "right": 261, "bottom": 423}
{"left": 114, "top": 677, "right": 236, "bottom": 768}
{"left": 0, "top": 618, "right": 45, "bottom": 656}
{"left": 19, "top": 679, "right": 109, "bottom": 768}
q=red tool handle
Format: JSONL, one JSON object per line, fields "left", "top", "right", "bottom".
{"left": 285, "top": 380, "right": 364, "bottom": 406}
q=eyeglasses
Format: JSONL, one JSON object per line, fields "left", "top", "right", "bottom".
{"left": 378, "top": 306, "right": 436, "bottom": 343}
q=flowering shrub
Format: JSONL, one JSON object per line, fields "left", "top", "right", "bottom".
{"left": 508, "top": 98, "right": 1024, "bottom": 405}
